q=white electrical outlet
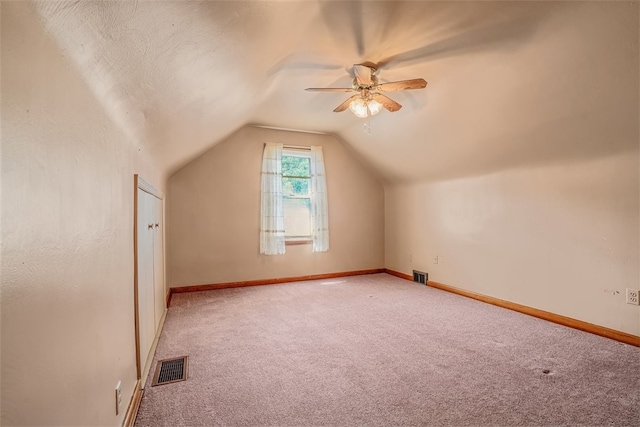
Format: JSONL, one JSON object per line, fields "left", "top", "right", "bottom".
{"left": 626, "top": 289, "right": 639, "bottom": 305}
{"left": 115, "top": 381, "right": 122, "bottom": 415}
{"left": 433, "top": 255, "right": 439, "bottom": 264}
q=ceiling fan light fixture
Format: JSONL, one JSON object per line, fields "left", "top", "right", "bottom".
{"left": 349, "top": 98, "right": 369, "bottom": 118}
{"left": 367, "top": 99, "right": 383, "bottom": 116}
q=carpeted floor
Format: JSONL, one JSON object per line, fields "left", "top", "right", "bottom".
{"left": 135, "top": 273, "right": 640, "bottom": 426}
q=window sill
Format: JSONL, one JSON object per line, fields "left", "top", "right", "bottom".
{"left": 285, "top": 239, "right": 312, "bottom": 246}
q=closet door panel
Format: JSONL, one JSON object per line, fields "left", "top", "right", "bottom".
{"left": 142, "top": 191, "right": 156, "bottom": 358}
{"left": 136, "top": 189, "right": 154, "bottom": 370}
{"left": 153, "top": 196, "right": 165, "bottom": 329}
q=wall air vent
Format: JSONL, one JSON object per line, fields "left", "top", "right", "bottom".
{"left": 413, "top": 270, "right": 427, "bottom": 285}
{"left": 152, "top": 356, "right": 188, "bottom": 386}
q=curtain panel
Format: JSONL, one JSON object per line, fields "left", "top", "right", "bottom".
{"left": 310, "top": 146, "right": 329, "bottom": 252}
{"left": 259, "top": 143, "right": 285, "bottom": 255}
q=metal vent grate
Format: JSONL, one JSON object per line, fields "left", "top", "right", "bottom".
{"left": 413, "top": 270, "right": 427, "bottom": 285}
{"left": 152, "top": 356, "right": 188, "bottom": 387}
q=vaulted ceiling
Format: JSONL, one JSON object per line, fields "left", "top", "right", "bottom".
{"left": 31, "top": 1, "right": 638, "bottom": 184}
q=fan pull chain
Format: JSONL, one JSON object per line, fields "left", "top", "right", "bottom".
{"left": 364, "top": 118, "right": 371, "bottom": 135}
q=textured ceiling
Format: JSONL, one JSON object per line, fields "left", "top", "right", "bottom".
{"left": 31, "top": 1, "right": 638, "bottom": 184}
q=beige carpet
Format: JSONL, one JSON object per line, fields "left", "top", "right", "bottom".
{"left": 135, "top": 273, "right": 639, "bottom": 426}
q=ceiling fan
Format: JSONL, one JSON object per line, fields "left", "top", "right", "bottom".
{"left": 305, "top": 63, "right": 427, "bottom": 118}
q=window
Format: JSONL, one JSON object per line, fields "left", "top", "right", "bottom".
{"left": 260, "top": 143, "right": 329, "bottom": 255}
{"left": 282, "top": 150, "right": 312, "bottom": 243}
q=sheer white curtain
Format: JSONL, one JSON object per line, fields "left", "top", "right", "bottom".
{"left": 310, "top": 146, "right": 329, "bottom": 252}
{"left": 260, "top": 143, "right": 285, "bottom": 255}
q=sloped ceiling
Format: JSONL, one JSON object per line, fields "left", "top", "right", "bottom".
{"left": 31, "top": 1, "right": 638, "bottom": 184}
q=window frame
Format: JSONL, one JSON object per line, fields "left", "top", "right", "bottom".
{"left": 281, "top": 148, "right": 312, "bottom": 245}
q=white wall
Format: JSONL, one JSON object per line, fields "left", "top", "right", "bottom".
{"left": 383, "top": 1, "right": 640, "bottom": 337}
{"left": 167, "top": 126, "right": 385, "bottom": 287}
{"left": 385, "top": 150, "right": 640, "bottom": 336}
{"left": 1, "top": 3, "right": 162, "bottom": 425}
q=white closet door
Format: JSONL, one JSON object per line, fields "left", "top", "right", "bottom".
{"left": 137, "top": 189, "right": 156, "bottom": 374}
{"left": 153, "top": 195, "right": 165, "bottom": 330}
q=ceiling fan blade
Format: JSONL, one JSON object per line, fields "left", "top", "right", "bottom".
{"left": 333, "top": 95, "right": 361, "bottom": 112}
{"left": 371, "top": 93, "right": 402, "bottom": 112}
{"left": 306, "top": 87, "right": 356, "bottom": 92}
{"left": 353, "top": 64, "right": 374, "bottom": 86}
{"left": 267, "top": 52, "right": 343, "bottom": 76}
{"left": 374, "top": 79, "right": 427, "bottom": 92}
{"left": 318, "top": 2, "right": 365, "bottom": 56}
{"left": 376, "top": 10, "right": 542, "bottom": 70}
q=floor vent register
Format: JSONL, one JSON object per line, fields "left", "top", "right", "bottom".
{"left": 413, "top": 270, "right": 428, "bottom": 285}
{"left": 152, "top": 356, "right": 189, "bottom": 387}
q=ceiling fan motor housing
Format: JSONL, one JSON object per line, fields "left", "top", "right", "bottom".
{"left": 352, "top": 74, "right": 378, "bottom": 90}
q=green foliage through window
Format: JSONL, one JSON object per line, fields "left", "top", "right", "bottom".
{"left": 282, "top": 153, "right": 312, "bottom": 238}
{"left": 282, "top": 155, "right": 310, "bottom": 196}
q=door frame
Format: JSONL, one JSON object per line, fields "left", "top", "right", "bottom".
{"left": 133, "top": 175, "right": 165, "bottom": 379}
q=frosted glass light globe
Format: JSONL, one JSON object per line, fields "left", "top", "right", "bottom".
{"left": 367, "top": 99, "right": 383, "bottom": 116}
{"left": 349, "top": 98, "right": 369, "bottom": 118}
